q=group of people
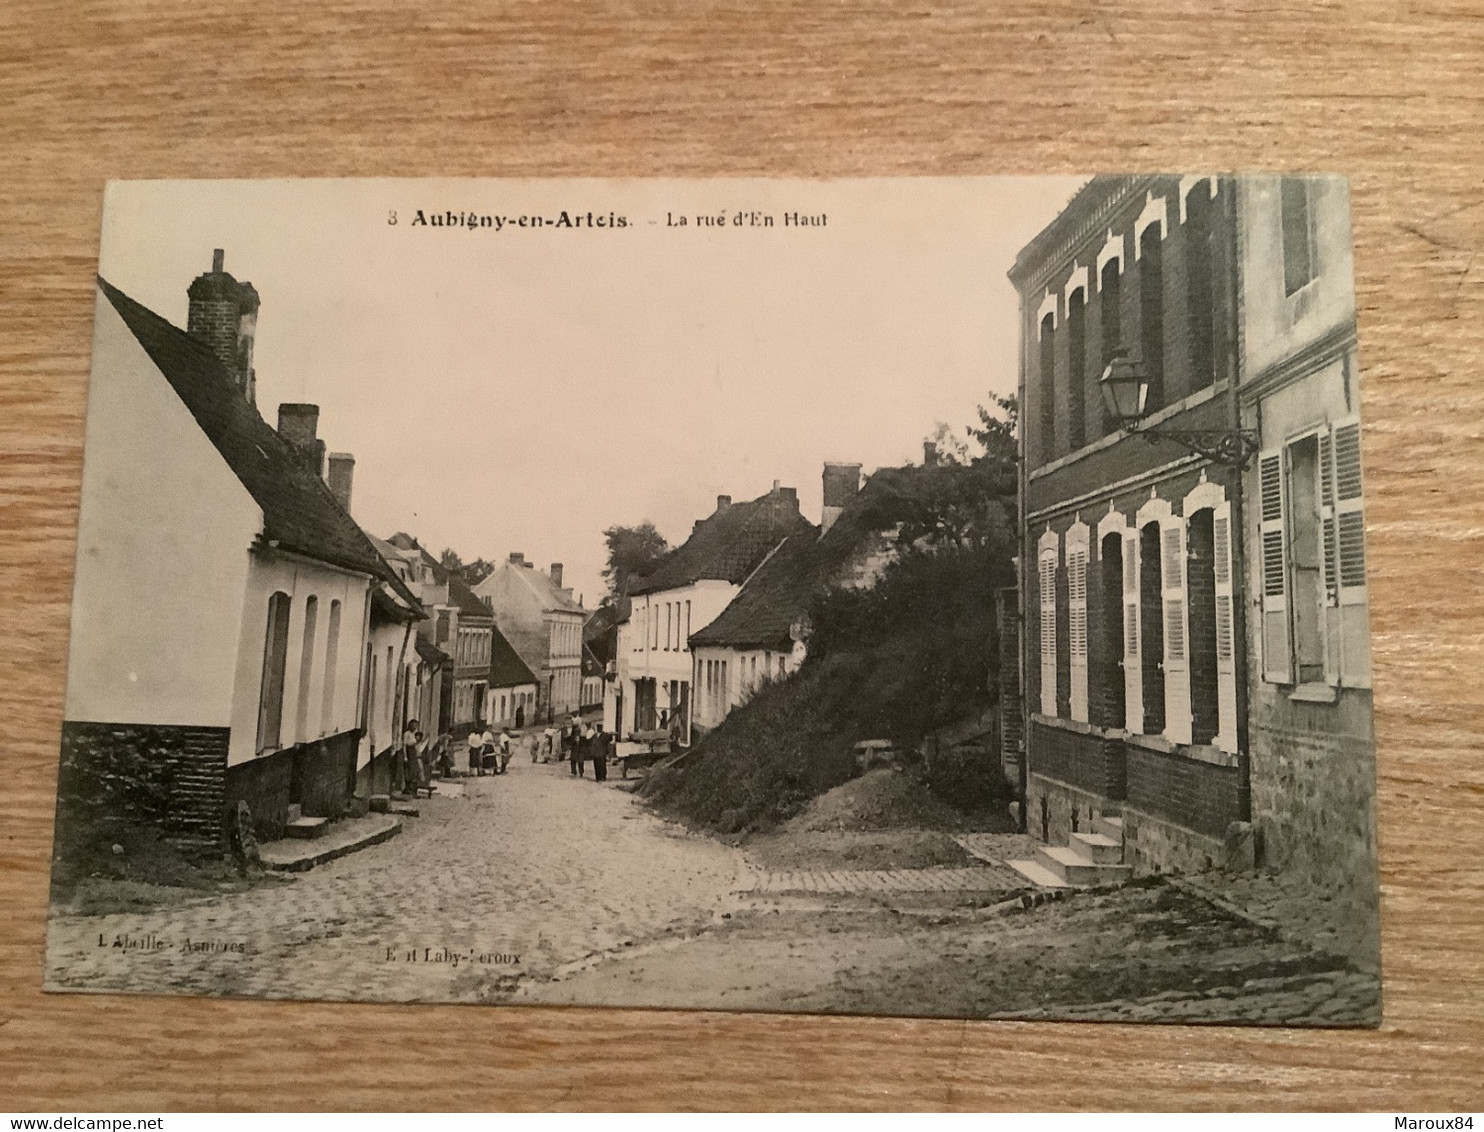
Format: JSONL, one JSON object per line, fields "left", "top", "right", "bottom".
{"left": 394, "top": 719, "right": 449, "bottom": 796}
{"left": 390, "top": 715, "right": 618, "bottom": 797}
{"left": 466, "top": 725, "right": 516, "bottom": 776}
{"left": 562, "top": 720, "right": 612, "bottom": 782}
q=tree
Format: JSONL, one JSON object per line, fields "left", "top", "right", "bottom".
{"left": 601, "top": 522, "right": 669, "bottom": 603}
{"left": 438, "top": 548, "right": 496, "bottom": 588}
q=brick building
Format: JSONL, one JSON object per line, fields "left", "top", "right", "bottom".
{"left": 1011, "top": 175, "right": 1375, "bottom": 891}
{"left": 1010, "top": 175, "right": 1250, "bottom": 875}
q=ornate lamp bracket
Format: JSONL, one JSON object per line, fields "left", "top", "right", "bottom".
{"left": 1135, "top": 426, "right": 1260, "bottom": 468}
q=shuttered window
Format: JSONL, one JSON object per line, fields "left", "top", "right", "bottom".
{"left": 1258, "top": 449, "right": 1293, "bottom": 683}
{"left": 1066, "top": 525, "right": 1090, "bottom": 722}
{"left": 1122, "top": 529, "right": 1142, "bottom": 732}
{"left": 1038, "top": 534, "right": 1059, "bottom": 718}
{"left": 1261, "top": 418, "right": 1370, "bottom": 689}
{"left": 1161, "top": 520, "right": 1192, "bottom": 744}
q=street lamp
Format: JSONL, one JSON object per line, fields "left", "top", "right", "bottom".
{"left": 1098, "top": 349, "right": 1259, "bottom": 468}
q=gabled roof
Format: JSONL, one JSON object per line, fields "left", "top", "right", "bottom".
{"left": 632, "top": 487, "right": 814, "bottom": 596}
{"left": 688, "top": 532, "right": 820, "bottom": 652}
{"left": 489, "top": 623, "right": 538, "bottom": 689}
{"left": 506, "top": 562, "right": 585, "bottom": 613}
{"left": 448, "top": 573, "right": 492, "bottom": 620}
{"left": 387, "top": 533, "right": 450, "bottom": 583}
{"left": 99, "top": 278, "right": 401, "bottom": 587}
{"left": 688, "top": 463, "right": 954, "bottom": 653}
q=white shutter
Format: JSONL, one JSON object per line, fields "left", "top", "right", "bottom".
{"left": 1212, "top": 501, "right": 1238, "bottom": 752}
{"left": 1039, "top": 544, "right": 1058, "bottom": 717}
{"left": 1332, "top": 419, "right": 1370, "bottom": 687}
{"left": 1258, "top": 449, "right": 1294, "bottom": 683}
{"left": 1161, "top": 519, "right": 1192, "bottom": 744}
{"left": 1067, "top": 533, "right": 1089, "bottom": 722}
{"left": 1122, "top": 529, "right": 1142, "bottom": 733}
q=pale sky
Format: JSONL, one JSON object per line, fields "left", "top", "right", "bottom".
{"left": 97, "top": 177, "right": 1086, "bottom": 608}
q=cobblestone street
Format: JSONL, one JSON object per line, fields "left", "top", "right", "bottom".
{"left": 46, "top": 757, "right": 1379, "bottom": 1024}
{"left": 46, "top": 757, "right": 753, "bottom": 1005}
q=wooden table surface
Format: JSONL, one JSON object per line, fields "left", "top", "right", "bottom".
{"left": 3, "top": 0, "right": 1481, "bottom": 1112}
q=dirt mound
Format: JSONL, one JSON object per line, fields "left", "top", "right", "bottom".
{"left": 784, "top": 767, "right": 973, "bottom": 834}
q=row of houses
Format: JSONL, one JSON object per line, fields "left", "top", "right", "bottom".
{"left": 600, "top": 460, "right": 914, "bottom": 745}
{"left": 59, "top": 252, "right": 599, "bottom": 850}
{"left": 1007, "top": 174, "right": 1373, "bottom": 893}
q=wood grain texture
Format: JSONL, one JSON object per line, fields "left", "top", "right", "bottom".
{"left": 2, "top": 0, "right": 1481, "bottom": 1111}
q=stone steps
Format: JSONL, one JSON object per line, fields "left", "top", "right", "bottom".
{"left": 284, "top": 815, "right": 330, "bottom": 840}
{"left": 1006, "top": 858, "right": 1073, "bottom": 889}
{"left": 1093, "top": 814, "right": 1124, "bottom": 841}
{"left": 1035, "top": 844, "right": 1132, "bottom": 886}
{"left": 1009, "top": 810, "right": 1131, "bottom": 889}
{"left": 1069, "top": 830, "right": 1123, "bottom": 865}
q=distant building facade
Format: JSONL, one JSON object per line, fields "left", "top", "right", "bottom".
{"left": 613, "top": 483, "right": 812, "bottom": 742}
{"left": 484, "top": 623, "right": 539, "bottom": 729}
{"left": 475, "top": 556, "right": 586, "bottom": 722}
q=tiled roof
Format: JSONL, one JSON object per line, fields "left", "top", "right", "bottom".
{"left": 415, "top": 636, "right": 450, "bottom": 666}
{"left": 631, "top": 487, "right": 814, "bottom": 596}
{"left": 448, "top": 573, "right": 492, "bottom": 620}
{"left": 688, "top": 464, "right": 944, "bottom": 652}
{"left": 688, "top": 532, "right": 819, "bottom": 651}
{"left": 100, "top": 278, "right": 414, "bottom": 593}
{"left": 387, "top": 533, "right": 450, "bottom": 583}
{"left": 510, "top": 564, "right": 585, "bottom": 613}
{"left": 489, "top": 624, "right": 538, "bottom": 688}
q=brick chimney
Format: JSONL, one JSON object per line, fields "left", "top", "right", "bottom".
{"left": 187, "top": 249, "right": 261, "bottom": 404}
{"left": 923, "top": 440, "right": 939, "bottom": 466}
{"left": 550, "top": 563, "right": 564, "bottom": 588}
{"left": 327, "top": 452, "right": 355, "bottom": 513}
{"left": 277, "top": 403, "right": 325, "bottom": 476}
{"left": 821, "top": 462, "right": 862, "bottom": 534}
{"left": 508, "top": 551, "right": 526, "bottom": 566}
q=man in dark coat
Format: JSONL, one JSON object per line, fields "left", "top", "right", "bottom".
{"left": 590, "top": 728, "right": 610, "bottom": 783}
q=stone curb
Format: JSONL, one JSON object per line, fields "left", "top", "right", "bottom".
{"left": 261, "top": 817, "right": 403, "bottom": 873}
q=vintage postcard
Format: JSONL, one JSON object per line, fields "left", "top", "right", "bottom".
{"left": 45, "top": 176, "right": 1380, "bottom": 1024}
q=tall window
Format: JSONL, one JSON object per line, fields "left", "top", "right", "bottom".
{"left": 257, "top": 592, "right": 292, "bottom": 752}
{"left": 1259, "top": 422, "right": 1368, "bottom": 688}
{"left": 1138, "top": 524, "right": 1165, "bottom": 734}
{"left": 294, "top": 595, "right": 318, "bottom": 742}
{"left": 664, "top": 603, "right": 672, "bottom": 650}
{"left": 1099, "top": 531, "right": 1126, "bottom": 729}
{"left": 1100, "top": 258, "right": 1122, "bottom": 362}
{"left": 321, "top": 600, "right": 341, "bottom": 736}
{"left": 1066, "top": 289, "right": 1086, "bottom": 450}
{"left": 1038, "top": 313, "right": 1056, "bottom": 463}
{"left": 1139, "top": 224, "right": 1165, "bottom": 411}
{"left": 1066, "top": 528, "right": 1089, "bottom": 722}
{"left": 1281, "top": 177, "right": 1316, "bottom": 295}
{"left": 1038, "top": 538, "right": 1058, "bottom": 717}
{"left": 1188, "top": 511, "right": 1220, "bottom": 745}
{"left": 1160, "top": 518, "right": 1191, "bottom": 745}
{"left": 1185, "top": 181, "right": 1216, "bottom": 388}
{"left": 684, "top": 601, "right": 691, "bottom": 651}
